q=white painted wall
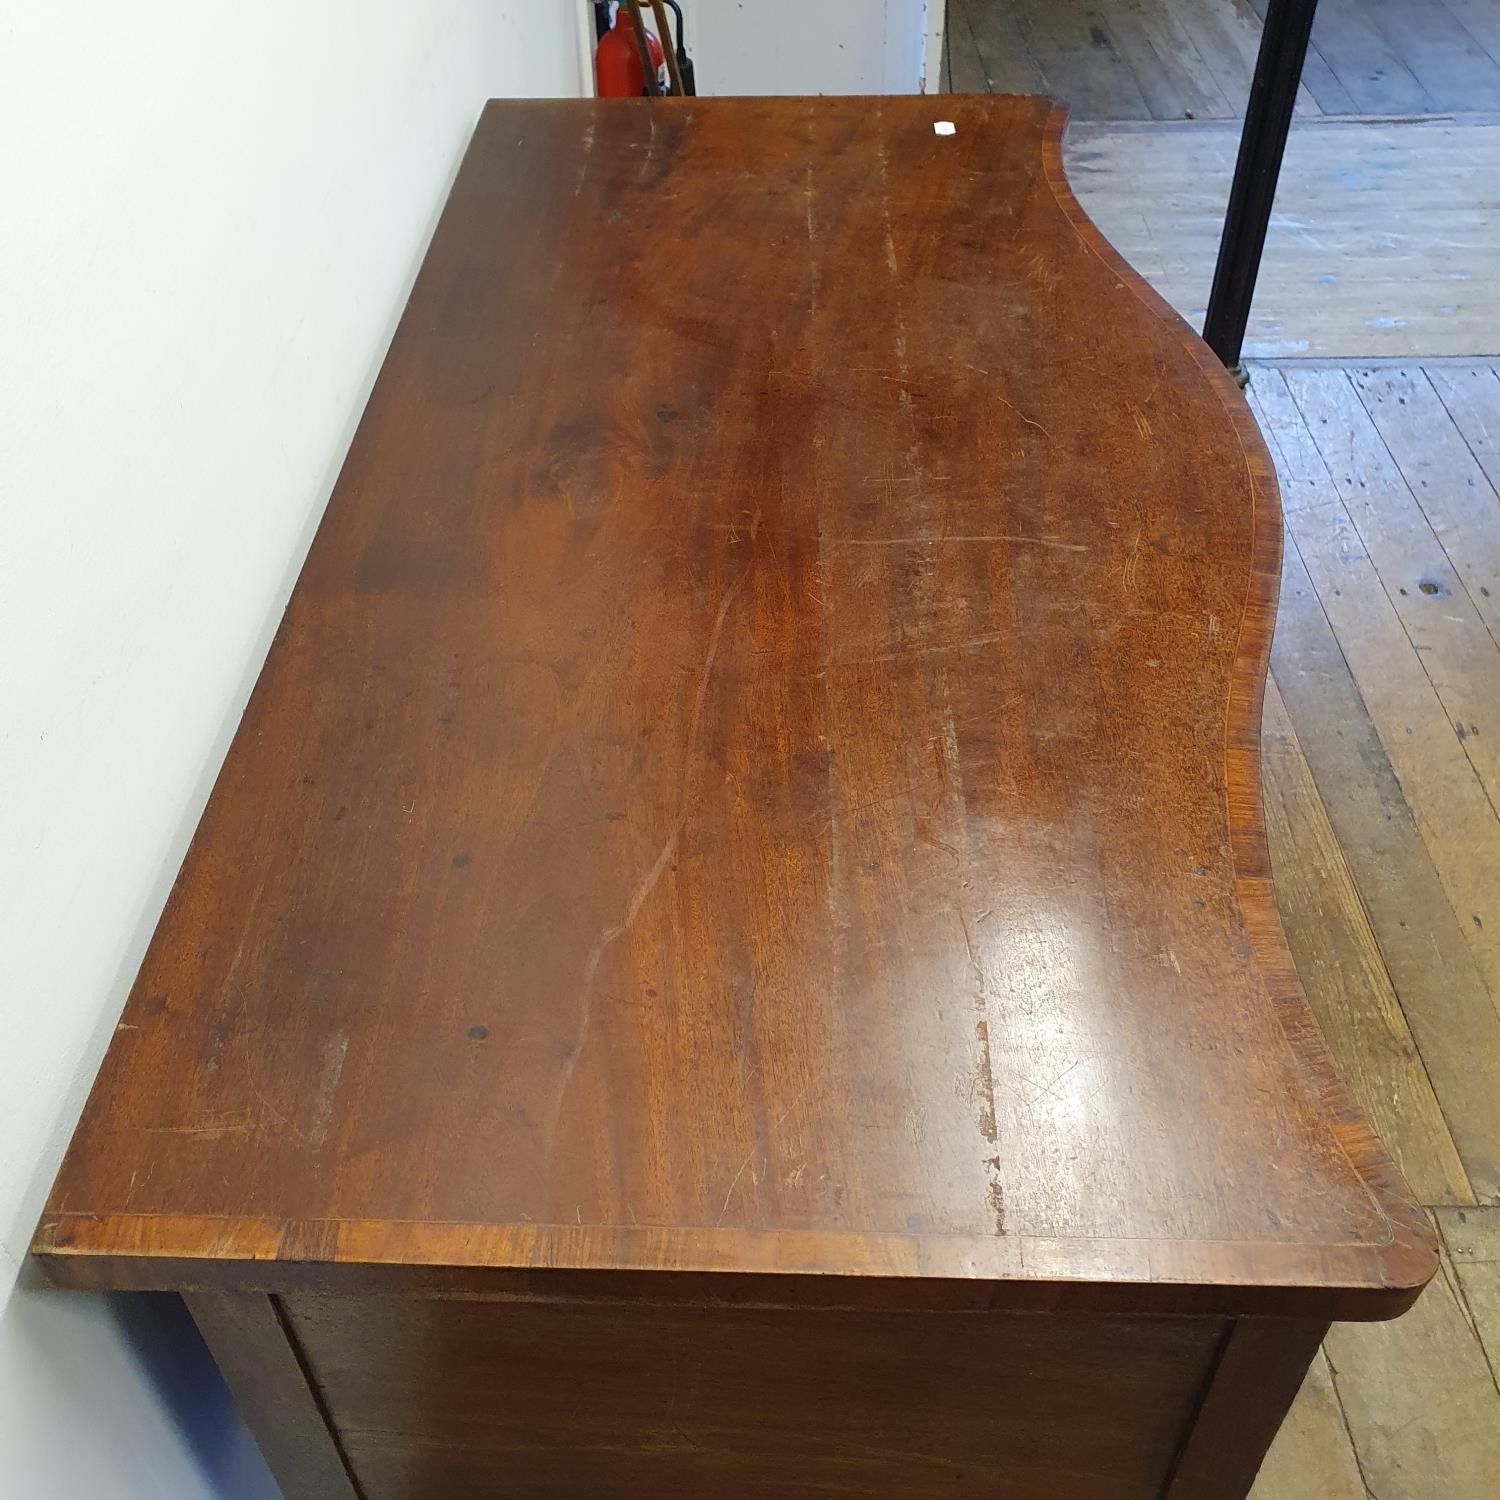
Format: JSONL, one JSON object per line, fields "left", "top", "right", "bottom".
{"left": 612, "top": 0, "right": 938, "bottom": 96}
{"left": 0, "top": 3, "right": 583, "bottom": 1495}
{"left": 923, "top": 0, "right": 948, "bottom": 94}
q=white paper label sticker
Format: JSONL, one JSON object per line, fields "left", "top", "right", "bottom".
{"left": 934, "top": 120, "right": 956, "bottom": 136}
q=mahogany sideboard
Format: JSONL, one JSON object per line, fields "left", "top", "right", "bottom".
{"left": 34, "top": 95, "right": 1435, "bottom": 1499}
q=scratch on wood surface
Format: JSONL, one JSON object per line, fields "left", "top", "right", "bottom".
{"left": 995, "top": 391, "right": 1054, "bottom": 439}
{"left": 639, "top": 107, "right": 659, "bottom": 180}
{"left": 835, "top": 532, "right": 1085, "bottom": 551}
{"left": 248, "top": 1079, "right": 307, "bottom": 1144}
{"left": 1027, "top": 1057, "right": 1084, "bottom": 1107}
{"left": 986, "top": 1160, "right": 1006, "bottom": 1237}
{"left": 914, "top": 699, "right": 1002, "bottom": 1228}
{"left": 974, "top": 1028, "right": 1003, "bottom": 1235}
{"left": 574, "top": 122, "right": 595, "bottom": 197}
{"left": 816, "top": 631, "right": 1011, "bottom": 673}
{"left": 1123, "top": 528, "right": 1143, "bottom": 591}
{"left": 804, "top": 160, "right": 819, "bottom": 313}
{"left": 715, "top": 1151, "right": 756, "bottom": 1226}
{"left": 307, "top": 1031, "right": 349, "bottom": 1151}
{"left": 962, "top": 917, "right": 1000, "bottom": 1156}
{"left": 690, "top": 521, "right": 1086, "bottom": 552}
{"left": 717, "top": 1085, "right": 812, "bottom": 1224}
{"left": 875, "top": 135, "right": 919, "bottom": 456}
{"left": 547, "top": 510, "right": 763, "bottom": 1165}
{"left": 1138, "top": 363, "right": 1165, "bottom": 412}
{"left": 1025, "top": 249, "right": 1060, "bottom": 291}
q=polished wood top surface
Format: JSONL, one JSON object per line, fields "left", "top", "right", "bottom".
{"left": 37, "top": 96, "right": 1433, "bottom": 1316}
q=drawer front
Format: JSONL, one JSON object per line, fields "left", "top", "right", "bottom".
{"left": 282, "top": 1293, "right": 1226, "bottom": 1499}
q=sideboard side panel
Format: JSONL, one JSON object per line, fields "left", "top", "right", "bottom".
{"left": 185, "top": 1290, "right": 361, "bottom": 1500}
{"left": 1165, "top": 1315, "right": 1328, "bottom": 1499}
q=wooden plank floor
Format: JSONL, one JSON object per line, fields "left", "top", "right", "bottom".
{"left": 947, "top": 0, "right": 1500, "bottom": 119}
{"left": 1061, "top": 116, "right": 1500, "bottom": 359}
{"left": 1248, "top": 359, "right": 1500, "bottom": 1498}
{"left": 946, "top": 0, "right": 1500, "bottom": 361}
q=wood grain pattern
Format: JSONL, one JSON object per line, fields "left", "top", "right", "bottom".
{"left": 1163, "top": 1317, "right": 1327, "bottom": 1499}
{"left": 1441, "top": 0, "right": 1500, "bottom": 66}
{"left": 1256, "top": 373, "right": 1500, "bottom": 1205}
{"left": 33, "top": 97, "right": 1431, "bottom": 1321}
{"left": 949, "top": 0, "right": 1320, "bottom": 119}
{"left": 952, "top": 0, "right": 1043, "bottom": 95}
{"left": 949, "top": 0, "right": 1500, "bottom": 119}
{"left": 1437, "top": 1204, "right": 1500, "bottom": 1370}
{"left": 283, "top": 1294, "right": 1227, "bottom": 1499}
{"left": 1007, "top": 0, "right": 1153, "bottom": 118}
{"left": 945, "top": 0, "right": 993, "bottom": 94}
{"left": 1064, "top": 117, "right": 1500, "bottom": 359}
{"left": 1299, "top": 0, "right": 1434, "bottom": 115}
{"left": 1280, "top": 369, "right": 1500, "bottom": 996}
{"left": 1429, "top": 365, "right": 1500, "bottom": 499}
{"left": 185, "top": 1291, "right": 359, "bottom": 1499}
{"left": 1176, "top": 0, "right": 1323, "bottom": 116}
{"left": 1260, "top": 675, "right": 1471, "bottom": 1206}
{"left": 1359, "top": 0, "right": 1500, "bottom": 112}
{"left": 1323, "top": 1213, "right": 1500, "bottom": 1498}
{"left": 1252, "top": 360, "right": 1500, "bottom": 1498}
{"left": 1351, "top": 366, "right": 1500, "bottom": 643}
{"left": 1248, "top": 357, "right": 1500, "bottom": 1494}
{"left": 1249, "top": 1350, "right": 1366, "bottom": 1500}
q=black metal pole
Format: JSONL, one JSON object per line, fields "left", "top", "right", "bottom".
{"left": 1202, "top": 0, "right": 1319, "bottom": 378}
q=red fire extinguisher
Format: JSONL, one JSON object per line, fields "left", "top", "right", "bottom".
{"left": 595, "top": 3, "right": 667, "bottom": 97}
